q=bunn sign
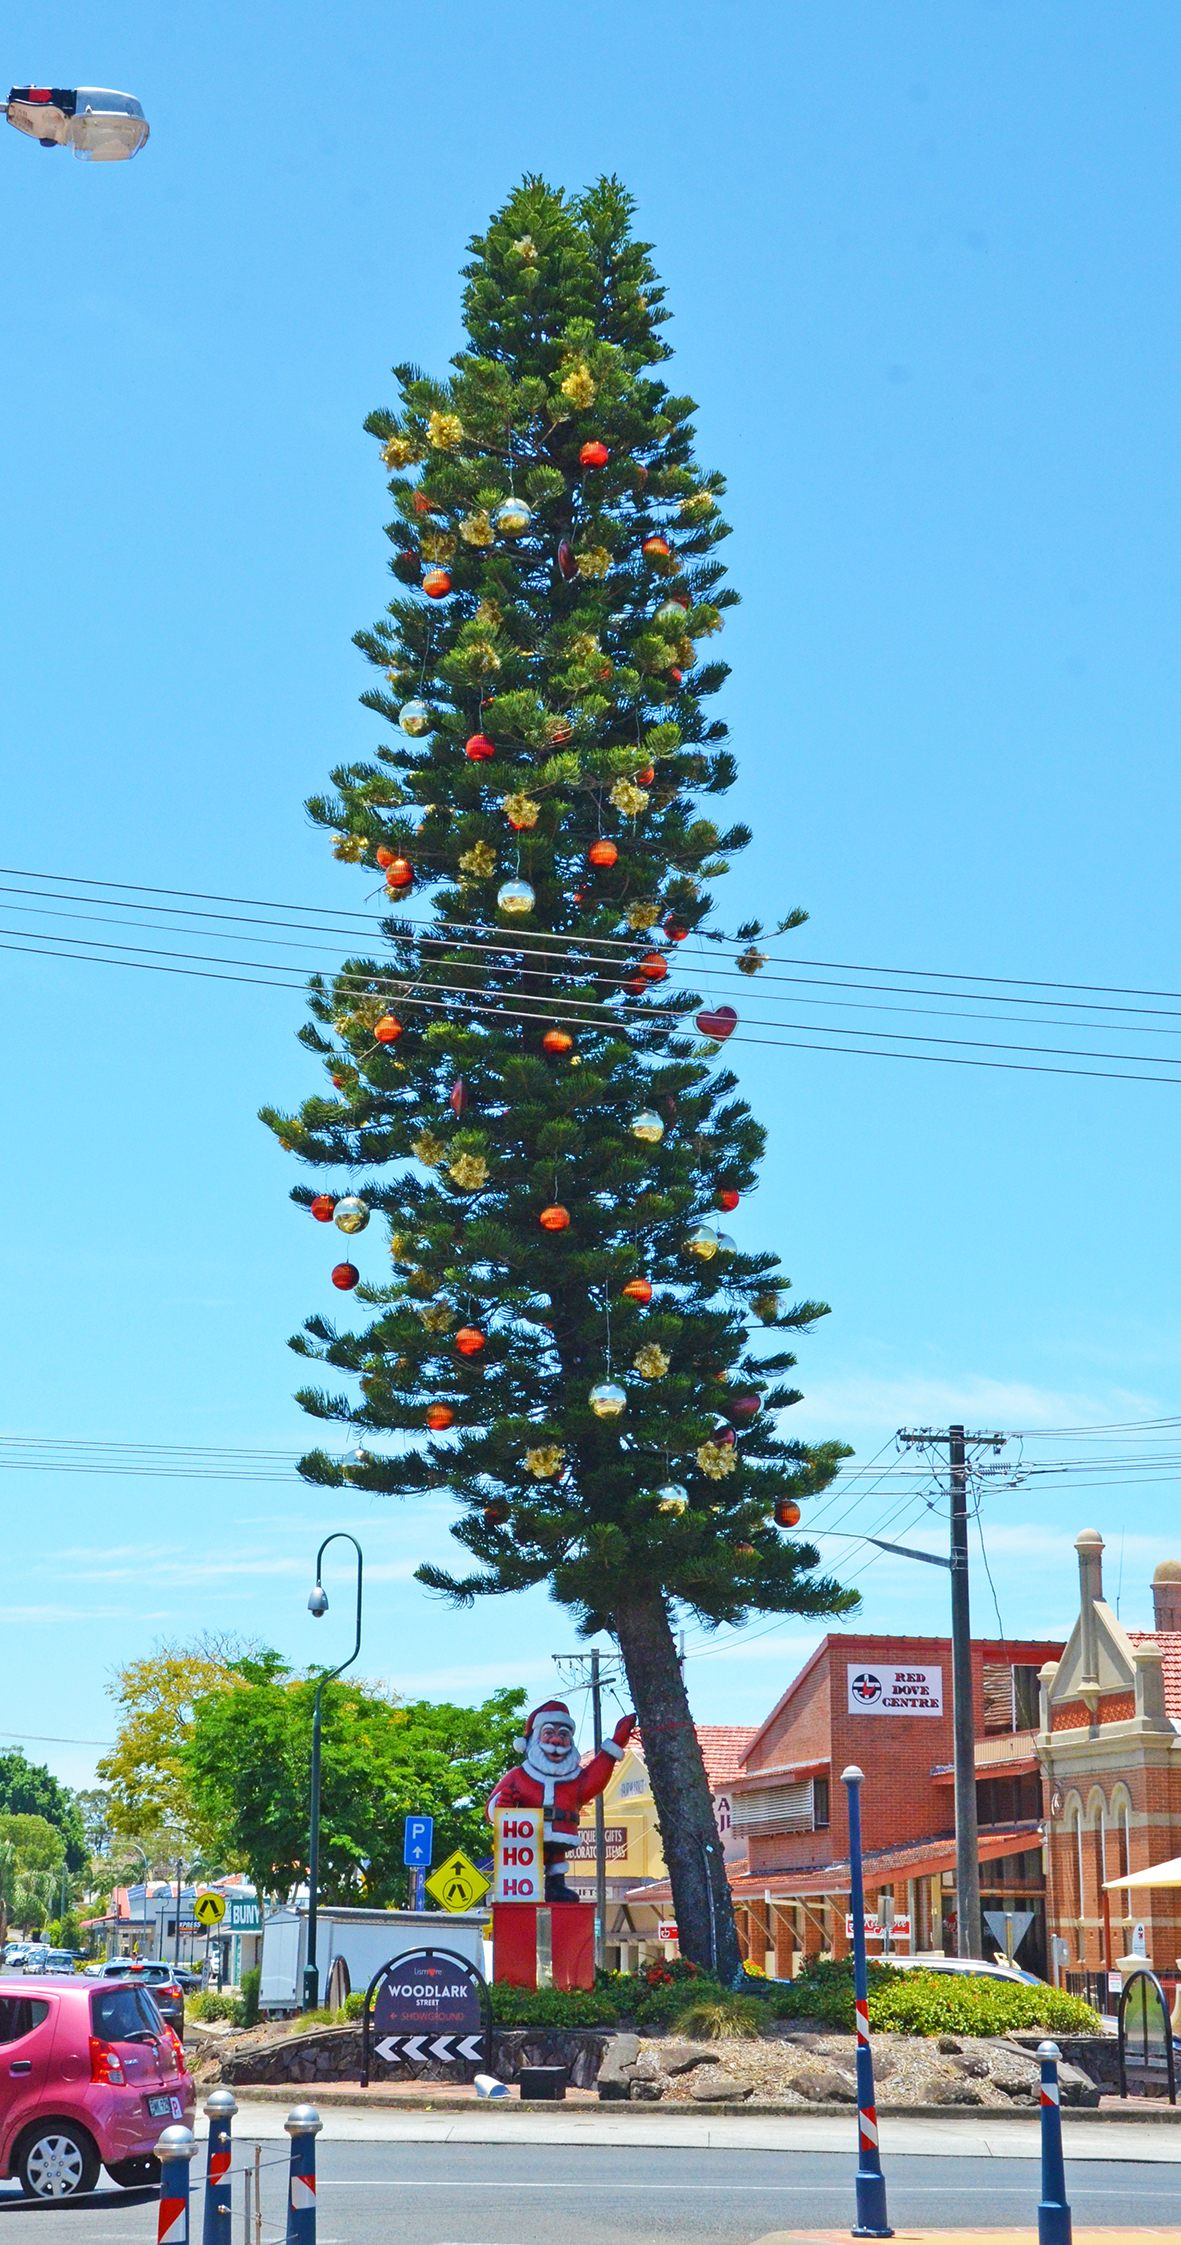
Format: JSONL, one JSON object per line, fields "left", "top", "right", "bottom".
{"left": 847, "top": 1664, "right": 943, "bottom": 1716}
{"left": 360, "top": 1947, "right": 489, "bottom": 2086}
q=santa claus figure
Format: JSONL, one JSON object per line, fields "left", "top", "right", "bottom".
{"left": 488, "top": 1698, "right": 637, "bottom": 1902}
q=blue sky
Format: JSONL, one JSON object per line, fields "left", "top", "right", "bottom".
{"left": 3, "top": 2, "right": 1181, "bottom": 1792}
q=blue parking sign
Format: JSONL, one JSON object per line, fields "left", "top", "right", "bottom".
{"left": 403, "top": 1814, "right": 434, "bottom": 1867}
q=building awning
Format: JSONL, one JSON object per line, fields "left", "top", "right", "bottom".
{"left": 729, "top": 1758, "right": 830, "bottom": 1796}
{"left": 1105, "top": 1854, "right": 1181, "bottom": 1891}
{"left": 626, "top": 1823, "right": 1042, "bottom": 1909}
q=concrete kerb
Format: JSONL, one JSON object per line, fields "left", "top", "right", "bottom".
{"left": 215, "top": 2081, "right": 1181, "bottom": 2125}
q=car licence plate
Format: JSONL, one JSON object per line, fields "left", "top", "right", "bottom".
{"left": 148, "top": 2094, "right": 181, "bottom": 2118}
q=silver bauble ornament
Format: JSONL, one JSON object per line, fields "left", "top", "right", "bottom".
{"left": 589, "top": 1380, "right": 627, "bottom": 1419}
{"left": 398, "top": 697, "right": 431, "bottom": 736}
{"left": 657, "top": 1484, "right": 688, "bottom": 1514}
{"left": 494, "top": 495, "right": 533, "bottom": 538}
{"left": 334, "top": 1196, "right": 370, "bottom": 1235}
{"left": 631, "top": 1109, "right": 665, "bottom": 1144}
{"left": 655, "top": 599, "right": 688, "bottom": 627}
{"left": 715, "top": 1232, "right": 736, "bottom": 1255}
{"left": 497, "top": 878, "right": 536, "bottom": 916}
{"left": 683, "top": 1223, "right": 720, "bottom": 1261}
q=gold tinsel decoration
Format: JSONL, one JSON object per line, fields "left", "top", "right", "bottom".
{"left": 627, "top": 901, "right": 661, "bottom": 931}
{"left": 381, "top": 434, "right": 419, "bottom": 470}
{"left": 753, "top": 1291, "right": 781, "bottom": 1324}
{"left": 737, "top": 945, "right": 767, "bottom": 976}
{"left": 448, "top": 1152, "right": 489, "bottom": 1191}
{"left": 458, "top": 841, "right": 498, "bottom": 879}
{"left": 412, "top": 1132, "right": 447, "bottom": 1167}
{"left": 427, "top": 409, "right": 464, "bottom": 451}
{"left": 419, "top": 1301, "right": 455, "bottom": 1333}
{"left": 633, "top": 1344, "right": 670, "bottom": 1380}
{"left": 575, "top": 546, "right": 611, "bottom": 579}
{"left": 610, "top": 779, "right": 650, "bottom": 817}
{"left": 502, "top": 792, "right": 540, "bottom": 830}
{"left": 561, "top": 362, "right": 596, "bottom": 408}
{"left": 525, "top": 1444, "right": 566, "bottom": 1479}
{"left": 463, "top": 638, "right": 501, "bottom": 676}
{"left": 513, "top": 234, "right": 539, "bottom": 263}
{"left": 420, "top": 528, "right": 457, "bottom": 563}
{"left": 697, "top": 1441, "right": 738, "bottom": 1480}
{"left": 331, "top": 833, "right": 370, "bottom": 863}
{"left": 460, "top": 509, "right": 495, "bottom": 547}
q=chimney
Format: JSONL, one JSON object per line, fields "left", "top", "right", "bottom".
{"left": 1152, "top": 1560, "right": 1181, "bottom": 1633}
{"left": 1076, "top": 1528, "right": 1104, "bottom": 1687}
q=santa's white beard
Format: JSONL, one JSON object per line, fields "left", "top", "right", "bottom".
{"left": 523, "top": 1734, "right": 581, "bottom": 1784}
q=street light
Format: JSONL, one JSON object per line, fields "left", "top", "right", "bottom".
{"left": 5, "top": 85, "right": 149, "bottom": 160}
{"left": 303, "top": 1532, "right": 363, "bottom": 2011}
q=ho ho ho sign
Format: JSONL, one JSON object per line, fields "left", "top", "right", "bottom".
{"left": 359, "top": 1947, "right": 490, "bottom": 2086}
{"left": 847, "top": 1664, "right": 943, "bottom": 1717}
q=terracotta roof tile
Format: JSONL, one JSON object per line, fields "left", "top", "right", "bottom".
{"left": 1127, "top": 1630, "right": 1181, "bottom": 1720}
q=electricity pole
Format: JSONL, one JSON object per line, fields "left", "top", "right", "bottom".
{"left": 897, "top": 1426, "right": 1005, "bottom": 1960}
{"left": 553, "top": 1648, "right": 622, "bottom": 1971}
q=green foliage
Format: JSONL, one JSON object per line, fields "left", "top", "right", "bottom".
{"left": 97, "top": 1638, "right": 256, "bottom": 1850}
{"left": 187, "top": 1991, "right": 243, "bottom": 2024}
{"left": 488, "top": 1980, "right": 623, "bottom": 2028}
{"left": 342, "top": 1988, "right": 368, "bottom": 2019}
{"left": 182, "top": 1655, "right": 523, "bottom": 1906}
{"left": 673, "top": 1994, "right": 765, "bottom": 2039}
{"left": 0, "top": 1754, "right": 86, "bottom": 1872}
{"left": 869, "top": 1971, "right": 1099, "bottom": 2038}
{"left": 266, "top": 174, "right": 851, "bottom": 1643}
{"left": 239, "top": 1966, "right": 261, "bottom": 2028}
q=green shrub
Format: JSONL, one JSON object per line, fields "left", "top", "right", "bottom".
{"left": 673, "top": 1994, "right": 766, "bottom": 2040}
{"left": 343, "top": 1988, "right": 368, "bottom": 2019}
{"left": 488, "top": 1981, "right": 622, "bottom": 2028}
{"left": 871, "top": 1973, "right": 1099, "bottom": 2038}
{"left": 187, "top": 1991, "right": 243, "bottom": 2025}
{"left": 240, "top": 1966, "right": 261, "bottom": 2029}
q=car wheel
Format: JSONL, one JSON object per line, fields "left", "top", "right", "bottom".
{"left": 17, "top": 2122, "right": 101, "bottom": 2199}
{"left": 107, "top": 2156, "right": 160, "bottom": 2188}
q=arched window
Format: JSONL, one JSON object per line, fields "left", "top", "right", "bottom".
{"left": 1063, "top": 1792, "right": 1085, "bottom": 1922}
{"left": 1086, "top": 1787, "right": 1108, "bottom": 1931}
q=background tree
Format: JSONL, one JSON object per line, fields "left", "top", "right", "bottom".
{"left": 0, "top": 1753, "right": 85, "bottom": 1873}
{"left": 183, "top": 1657, "right": 524, "bottom": 1904}
{"left": 0, "top": 1813, "right": 66, "bottom": 1941}
{"left": 264, "top": 176, "right": 853, "bottom": 1979}
{"left": 97, "top": 1635, "right": 257, "bottom": 1851}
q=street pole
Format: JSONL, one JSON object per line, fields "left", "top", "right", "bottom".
{"left": 948, "top": 1426, "right": 981, "bottom": 1961}
{"left": 303, "top": 1532, "right": 363, "bottom": 2013}
{"left": 174, "top": 1861, "right": 183, "bottom": 1971}
{"left": 591, "top": 1649, "right": 607, "bottom": 1973}
{"left": 842, "top": 1766, "right": 892, "bottom": 2238}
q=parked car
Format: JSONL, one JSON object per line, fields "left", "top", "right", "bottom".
{"left": 2, "top": 1946, "right": 30, "bottom": 1971}
{"left": 886, "top": 1950, "right": 1043, "bottom": 1987}
{"left": 19, "top": 1945, "right": 49, "bottom": 1976}
{"left": 0, "top": 1973, "right": 193, "bottom": 2198}
{"left": 90, "top": 1960, "right": 185, "bottom": 2036}
{"left": 42, "top": 1952, "right": 75, "bottom": 1978}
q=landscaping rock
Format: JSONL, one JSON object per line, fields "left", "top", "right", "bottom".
{"left": 937, "top": 2035, "right": 963, "bottom": 2055}
{"left": 596, "top": 2033, "right": 641, "bottom": 2101}
{"left": 791, "top": 2060, "right": 857, "bottom": 2104}
{"left": 690, "top": 2065, "right": 751, "bottom": 2102}
{"left": 925, "top": 2072, "right": 987, "bottom": 2106}
{"left": 656, "top": 2040, "right": 717, "bottom": 2075}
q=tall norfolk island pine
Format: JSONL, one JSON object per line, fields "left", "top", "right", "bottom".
{"left": 265, "top": 179, "right": 853, "bottom": 1980}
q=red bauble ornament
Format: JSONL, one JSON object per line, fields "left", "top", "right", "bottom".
{"left": 637, "top": 764, "right": 656, "bottom": 785}
{"left": 310, "top": 1194, "right": 336, "bottom": 1223}
{"left": 579, "top": 440, "right": 610, "bottom": 468}
{"left": 455, "top": 1325, "right": 486, "bottom": 1357}
{"left": 711, "top": 1424, "right": 737, "bottom": 1447}
{"left": 375, "top": 845, "right": 395, "bottom": 869}
{"left": 622, "top": 1278, "right": 653, "bottom": 1305}
{"left": 716, "top": 1187, "right": 740, "bottom": 1212}
{"left": 557, "top": 540, "right": 578, "bottom": 581}
{"left": 423, "top": 568, "right": 452, "bottom": 598}
{"left": 731, "top": 1394, "right": 762, "bottom": 1423}
{"left": 621, "top": 974, "right": 646, "bottom": 997}
{"left": 385, "top": 857, "right": 413, "bottom": 890}
{"left": 540, "top": 1204, "right": 571, "bottom": 1232}
{"left": 426, "top": 1403, "right": 455, "bottom": 1431}
{"left": 663, "top": 914, "right": 690, "bottom": 942}
{"left": 669, "top": 667, "right": 683, "bottom": 685}
{"left": 775, "top": 1497, "right": 802, "bottom": 1530}
{"left": 374, "top": 1014, "right": 403, "bottom": 1045}
{"left": 483, "top": 1499, "right": 510, "bottom": 1528}
{"left": 640, "top": 952, "right": 668, "bottom": 983}
{"left": 542, "top": 1029, "right": 574, "bottom": 1055}
{"left": 331, "top": 1262, "right": 359, "bottom": 1290}
{"left": 696, "top": 1004, "right": 738, "bottom": 1040}
{"left": 332, "top": 1074, "right": 346, "bottom": 1090}
{"left": 449, "top": 1078, "right": 469, "bottom": 1116}
{"left": 588, "top": 839, "right": 618, "bottom": 869}
{"left": 465, "top": 732, "right": 495, "bottom": 761}
{"left": 412, "top": 492, "right": 436, "bottom": 516}
{"left": 642, "top": 535, "right": 671, "bottom": 559}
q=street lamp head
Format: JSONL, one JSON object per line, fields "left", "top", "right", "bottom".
{"left": 6, "top": 85, "right": 149, "bottom": 159}
{"left": 307, "top": 1583, "right": 329, "bottom": 1618}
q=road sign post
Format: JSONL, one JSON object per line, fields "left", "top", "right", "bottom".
{"left": 360, "top": 1947, "right": 490, "bottom": 2087}
{"left": 842, "top": 1765, "right": 893, "bottom": 2240}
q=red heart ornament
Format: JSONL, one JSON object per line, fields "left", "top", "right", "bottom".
{"left": 695, "top": 1004, "right": 737, "bottom": 1040}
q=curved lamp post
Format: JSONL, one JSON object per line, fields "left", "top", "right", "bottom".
{"left": 303, "top": 1533, "right": 363, "bottom": 2011}
{"left": 5, "top": 85, "right": 149, "bottom": 159}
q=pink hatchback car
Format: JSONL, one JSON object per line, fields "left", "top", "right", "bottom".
{"left": 0, "top": 1974, "right": 194, "bottom": 2198}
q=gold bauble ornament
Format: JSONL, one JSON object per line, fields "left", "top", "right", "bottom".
{"left": 697, "top": 1441, "right": 737, "bottom": 1480}
{"left": 494, "top": 495, "right": 533, "bottom": 538}
{"left": 610, "top": 779, "right": 650, "bottom": 816}
{"left": 631, "top": 1111, "right": 665, "bottom": 1145}
{"left": 657, "top": 1484, "right": 689, "bottom": 1514}
{"left": 458, "top": 842, "right": 497, "bottom": 879}
{"left": 460, "top": 510, "right": 495, "bottom": 547}
{"left": 448, "top": 1153, "right": 489, "bottom": 1191}
{"left": 333, "top": 1196, "right": 370, "bottom": 1236}
{"left": 427, "top": 409, "right": 464, "bottom": 451}
{"left": 589, "top": 1381, "right": 627, "bottom": 1419}
{"left": 683, "top": 1223, "right": 720, "bottom": 1261}
{"left": 412, "top": 1132, "right": 446, "bottom": 1167}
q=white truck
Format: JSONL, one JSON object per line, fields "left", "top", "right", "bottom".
{"left": 258, "top": 1905, "right": 489, "bottom": 2016}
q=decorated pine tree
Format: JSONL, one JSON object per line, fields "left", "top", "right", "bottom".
{"left": 264, "top": 177, "right": 853, "bottom": 1981}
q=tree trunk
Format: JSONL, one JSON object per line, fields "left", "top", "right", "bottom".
{"left": 612, "top": 1585, "right": 742, "bottom": 1985}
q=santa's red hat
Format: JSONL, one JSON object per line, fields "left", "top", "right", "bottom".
{"left": 514, "top": 1698, "right": 574, "bottom": 1753}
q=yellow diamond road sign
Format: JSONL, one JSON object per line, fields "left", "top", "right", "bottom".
{"left": 193, "top": 1890, "right": 226, "bottom": 1927}
{"left": 424, "top": 1848, "right": 490, "bottom": 1912}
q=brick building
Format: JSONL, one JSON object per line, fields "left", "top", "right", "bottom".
{"left": 1039, "top": 1531, "right": 1181, "bottom": 1985}
{"left": 633, "top": 1629, "right": 1061, "bottom": 1974}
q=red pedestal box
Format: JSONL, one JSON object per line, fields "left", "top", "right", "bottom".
{"left": 492, "top": 1902, "right": 596, "bottom": 1990}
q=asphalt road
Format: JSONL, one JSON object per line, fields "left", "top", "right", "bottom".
{"left": 0, "top": 2140, "right": 1176, "bottom": 2243}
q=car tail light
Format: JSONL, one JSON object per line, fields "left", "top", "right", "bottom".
{"left": 164, "top": 2025, "right": 185, "bottom": 2071}
{"left": 89, "top": 2035, "right": 126, "bottom": 2086}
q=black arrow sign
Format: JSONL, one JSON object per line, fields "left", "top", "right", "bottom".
{"left": 374, "top": 2032, "right": 484, "bottom": 2067}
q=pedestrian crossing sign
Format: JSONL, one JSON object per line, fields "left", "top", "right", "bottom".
{"left": 424, "top": 1848, "right": 490, "bottom": 1912}
{"left": 193, "top": 1890, "right": 226, "bottom": 1927}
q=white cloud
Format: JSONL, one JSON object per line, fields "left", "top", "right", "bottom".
{"left": 792, "top": 1371, "right": 1163, "bottom": 1440}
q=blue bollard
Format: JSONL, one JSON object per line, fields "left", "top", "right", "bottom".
{"left": 202, "top": 2090, "right": 237, "bottom": 2245}
{"left": 1037, "top": 2039, "right": 1073, "bottom": 2245}
{"left": 841, "top": 1766, "right": 893, "bottom": 2239}
{"left": 284, "top": 2104, "right": 322, "bottom": 2245}
{"left": 155, "top": 2125, "right": 198, "bottom": 2245}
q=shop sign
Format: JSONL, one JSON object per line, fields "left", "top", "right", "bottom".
{"left": 845, "top": 1913, "right": 912, "bottom": 1941}
{"left": 492, "top": 1805, "right": 544, "bottom": 1901}
{"left": 571, "top": 1825, "right": 629, "bottom": 1860}
{"left": 847, "top": 1664, "right": 943, "bottom": 1717}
